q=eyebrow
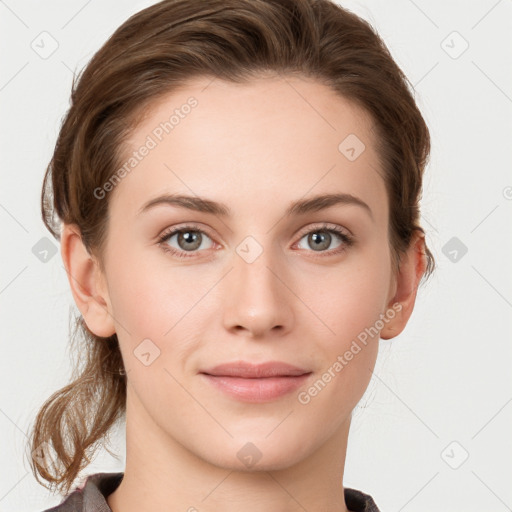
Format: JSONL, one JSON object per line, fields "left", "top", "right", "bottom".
{"left": 138, "top": 192, "right": 373, "bottom": 220}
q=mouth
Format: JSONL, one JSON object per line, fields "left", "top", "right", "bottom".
{"left": 200, "top": 360, "right": 311, "bottom": 378}
{"left": 199, "top": 361, "right": 312, "bottom": 402}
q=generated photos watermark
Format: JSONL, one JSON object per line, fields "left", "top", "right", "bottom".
{"left": 94, "top": 96, "right": 198, "bottom": 200}
{"left": 297, "top": 302, "right": 402, "bottom": 405}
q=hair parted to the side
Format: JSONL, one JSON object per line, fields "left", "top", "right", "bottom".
{"left": 27, "top": 0, "right": 435, "bottom": 496}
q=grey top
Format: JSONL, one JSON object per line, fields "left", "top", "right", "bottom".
{"left": 41, "top": 472, "right": 381, "bottom": 512}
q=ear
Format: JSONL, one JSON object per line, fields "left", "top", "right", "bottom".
{"left": 380, "top": 231, "right": 427, "bottom": 340}
{"left": 60, "top": 223, "right": 116, "bottom": 338}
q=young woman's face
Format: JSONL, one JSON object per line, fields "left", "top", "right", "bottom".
{"left": 94, "top": 75, "right": 401, "bottom": 470}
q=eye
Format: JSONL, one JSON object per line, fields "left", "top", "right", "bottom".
{"left": 157, "top": 222, "right": 354, "bottom": 259}
{"left": 157, "top": 224, "right": 215, "bottom": 258}
{"left": 294, "top": 223, "right": 354, "bottom": 255}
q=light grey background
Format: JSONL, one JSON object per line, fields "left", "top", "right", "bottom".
{"left": 1, "top": 1, "right": 511, "bottom": 511}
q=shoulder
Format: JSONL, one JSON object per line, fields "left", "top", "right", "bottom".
{"left": 344, "top": 486, "right": 381, "bottom": 512}
{"left": 39, "top": 472, "right": 124, "bottom": 512}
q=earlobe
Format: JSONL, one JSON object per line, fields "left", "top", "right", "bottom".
{"left": 380, "top": 232, "right": 427, "bottom": 340}
{"left": 60, "top": 223, "right": 116, "bottom": 338}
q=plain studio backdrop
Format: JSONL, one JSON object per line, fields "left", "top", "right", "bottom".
{"left": 1, "top": 1, "right": 511, "bottom": 511}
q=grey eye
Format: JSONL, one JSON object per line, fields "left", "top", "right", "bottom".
{"left": 297, "top": 230, "right": 343, "bottom": 252}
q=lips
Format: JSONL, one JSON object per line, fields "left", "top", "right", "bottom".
{"left": 200, "top": 360, "right": 311, "bottom": 378}
{"left": 199, "top": 361, "right": 312, "bottom": 402}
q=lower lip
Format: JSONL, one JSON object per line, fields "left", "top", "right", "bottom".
{"left": 200, "top": 373, "right": 312, "bottom": 403}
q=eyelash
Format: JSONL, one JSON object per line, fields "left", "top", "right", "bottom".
{"left": 156, "top": 223, "right": 354, "bottom": 259}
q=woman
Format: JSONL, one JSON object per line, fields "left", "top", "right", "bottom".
{"left": 29, "top": 0, "right": 435, "bottom": 510}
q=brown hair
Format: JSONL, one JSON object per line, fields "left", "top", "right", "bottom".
{"left": 27, "top": 0, "right": 435, "bottom": 496}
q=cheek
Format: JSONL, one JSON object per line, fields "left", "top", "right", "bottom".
{"left": 107, "top": 260, "right": 209, "bottom": 399}
{"left": 303, "top": 250, "right": 392, "bottom": 344}
{"left": 328, "top": 273, "right": 390, "bottom": 342}
{"left": 107, "top": 255, "right": 236, "bottom": 401}
{"left": 296, "top": 263, "right": 388, "bottom": 420}
{"left": 109, "top": 254, "right": 209, "bottom": 328}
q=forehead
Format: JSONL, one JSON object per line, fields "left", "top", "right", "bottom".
{"left": 110, "top": 75, "right": 386, "bottom": 222}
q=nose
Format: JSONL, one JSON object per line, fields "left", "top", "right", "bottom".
{"left": 221, "top": 242, "right": 294, "bottom": 339}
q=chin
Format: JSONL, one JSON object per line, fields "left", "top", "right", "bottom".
{"left": 198, "top": 432, "right": 314, "bottom": 472}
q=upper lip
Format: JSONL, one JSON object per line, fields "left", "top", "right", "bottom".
{"left": 200, "top": 361, "right": 311, "bottom": 378}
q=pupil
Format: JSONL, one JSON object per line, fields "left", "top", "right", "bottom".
{"left": 310, "top": 231, "right": 330, "bottom": 251}
{"left": 180, "top": 231, "right": 200, "bottom": 250}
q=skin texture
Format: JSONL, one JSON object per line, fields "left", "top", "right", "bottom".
{"left": 61, "top": 75, "right": 427, "bottom": 512}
